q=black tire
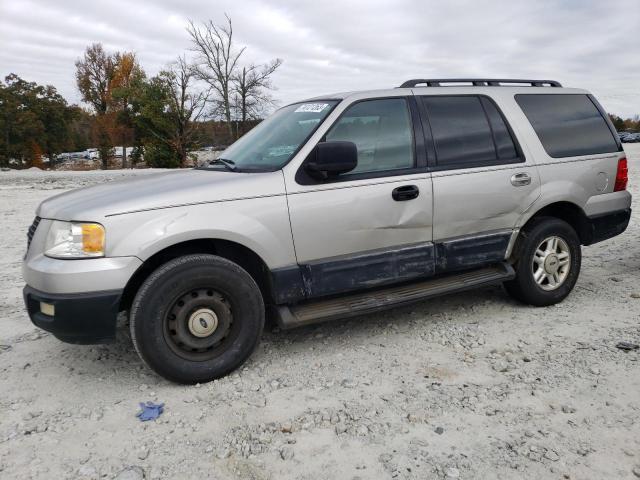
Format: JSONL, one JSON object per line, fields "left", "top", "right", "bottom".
{"left": 130, "top": 254, "right": 264, "bottom": 384}
{"left": 504, "top": 217, "right": 581, "bottom": 307}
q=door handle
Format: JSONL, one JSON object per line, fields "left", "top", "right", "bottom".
{"left": 511, "top": 173, "right": 531, "bottom": 187}
{"left": 392, "top": 185, "right": 419, "bottom": 201}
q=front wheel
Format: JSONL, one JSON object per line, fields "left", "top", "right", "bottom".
{"left": 130, "top": 254, "right": 264, "bottom": 384}
{"left": 504, "top": 217, "right": 581, "bottom": 307}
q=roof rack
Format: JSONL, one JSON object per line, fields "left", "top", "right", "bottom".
{"left": 399, "top": 78, "right": 562, "bottom": 88}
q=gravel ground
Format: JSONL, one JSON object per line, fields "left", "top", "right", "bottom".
{"left": 1, "top": 147, "right": 639, "bottom": 480}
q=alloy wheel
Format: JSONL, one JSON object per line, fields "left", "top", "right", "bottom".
{"left": 531, "top": 236, "right": 571, "bottom": 291}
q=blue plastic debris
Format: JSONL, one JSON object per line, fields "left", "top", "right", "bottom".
{"left": 136, "top": 401, "right": 164, "bottom": 421}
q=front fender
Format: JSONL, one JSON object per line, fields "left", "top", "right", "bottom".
{"left": 104, "top": 195, "right": 296, "bottom": 269}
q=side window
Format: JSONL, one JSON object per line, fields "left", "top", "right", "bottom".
{"left": 325, "top": 98, "right": 414, "bottom": 175}
{"left": 421, "top": 96, "right": 521, "bottom": 168}
{"left": 480, "top": 97, "right": 518, "bottom": 160}
{"left": 515, "top": 94, "right": 619, "bottom": 158}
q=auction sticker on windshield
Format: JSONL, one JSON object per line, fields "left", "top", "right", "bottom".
{"left": 295, "top": 103, "right": 329, "bottom": 113}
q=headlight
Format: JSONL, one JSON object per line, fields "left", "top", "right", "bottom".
{"left": 45, "top": 221, "right": 105, "bottom": 258}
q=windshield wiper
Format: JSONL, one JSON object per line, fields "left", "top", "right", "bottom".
{"left": 207, "top": 158, "right": 237, "bottom": 171}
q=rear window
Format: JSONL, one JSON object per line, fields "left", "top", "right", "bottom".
{"left": 421, "top": 96, "right": 521, "bottom": 169}
{"left": 515, "top": 94, "right": 619, "bottom": 158}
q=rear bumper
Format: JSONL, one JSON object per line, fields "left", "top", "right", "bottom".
{"left": 23, "top": 286, "right": 122, "bottom": 344}
{"left": 584, "top": 208, "right": 631, "bottom": 245}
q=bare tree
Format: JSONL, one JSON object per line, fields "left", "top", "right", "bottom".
{"left": 163, "top": 56, "right": 209, "bottom": 166}
{"left": 137, "top": 56, "right": 208, "bottom": 167}
{"left": 232, "top": 58, "right": 282, "bottom": 134}
{"left": 187, "top": 15, "right": 244, "bottom": 140}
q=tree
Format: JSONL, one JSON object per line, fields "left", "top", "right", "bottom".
{"left": 0, "top": 74, "right": 72, "bottom": 168}
{"left": 75, "top": 43, "right": 115, "bottom": 168}
{"left": 232, "top": 59, "right": 282, "bottom": 135}
{"left": 0, "top": 77, "right": 19, "bottom": 167}
{"left": 187, "top": 15, "right": 244, "bottom": 141}
{"left": 75, "top": 44, "right": 114, "bottom": 115}
{"left": 67, "top": 106, "right": 93, "bottom": 152}
{"left": 0, "top": 75, "right": 43, "bottom": 166}
{"left": 111, "top": 52, "right": 145, "bottom": 168}
{"left": 36, "top": 84, "right": 75, "bottom": 167}
{"left": 133, "top": 57, "right": 208, "bottom": 167}
{"left": 609, "top": 114, "right": 625, "bottom": 132}
{"left": 161, "top": 56, "right": 208, "bottom": 166}
{"left": 627, "top": 114, "right": 640, "bottom": 132}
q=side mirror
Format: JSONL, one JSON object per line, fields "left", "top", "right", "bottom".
{"left": 305, "top": 141, "right": 357, "bottom": 180}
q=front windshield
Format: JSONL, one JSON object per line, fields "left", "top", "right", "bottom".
{"left": 203, "top": 100, "right": 339, "bottom": 172}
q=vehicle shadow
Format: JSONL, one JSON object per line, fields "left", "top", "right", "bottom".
{"left": 33, "top": 284, "right": 513, "bottom": 387}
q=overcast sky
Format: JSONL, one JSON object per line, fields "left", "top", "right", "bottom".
{"left": 1, "top": 0, "right": 638, "bottom": 117}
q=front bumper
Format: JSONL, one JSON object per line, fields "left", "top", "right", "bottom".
{"left": 23, "top": 286, "right": 122, "bottom": 344}
{"left": 22, "top": 254, "right": 142, "bottom": 294}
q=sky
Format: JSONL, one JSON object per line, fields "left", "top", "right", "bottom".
{"left": 1, "top": 0, "right": 639, "bottom": 117}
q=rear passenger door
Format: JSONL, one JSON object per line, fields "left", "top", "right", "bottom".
{"left": 418, "top": 95, "right": 540, "bottom": 272}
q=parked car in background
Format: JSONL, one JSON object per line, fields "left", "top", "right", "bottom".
{"left": 113, "top": 147, "right": 134, "bottom": 158}
{"left": 86, "top": 148, "right": 100, "bottom": 160}
{"left": 23, "top": 78, "right": 631, "bottom": 383}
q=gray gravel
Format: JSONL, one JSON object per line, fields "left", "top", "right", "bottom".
{"left": 0, "top": 146, "right": 639, "bottom": 479}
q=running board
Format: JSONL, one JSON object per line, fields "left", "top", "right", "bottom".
{"left": 275, "top": 263, "right": 515, "bottom": 329}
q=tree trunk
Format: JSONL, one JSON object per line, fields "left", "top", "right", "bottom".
{"left": 224, "top": 91, "right": 233, "bottom": 140}
{"left": 122, "top": 132, "right": 127, "bottom": 169}
{"left": 226, "top": 111, "right": 233, "bottom": 139}
{"left": 2, "top": 118, "right": 9, "bottom": 168}
{"left": 101, "top": 147, "right": 108, "bottom": 170}
{"left": 241, "top": 95, "right": 247, "bottom": 136}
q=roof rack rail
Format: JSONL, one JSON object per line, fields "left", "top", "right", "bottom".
{"left": 399, "top": 78, "right": 562, "bottom": 88}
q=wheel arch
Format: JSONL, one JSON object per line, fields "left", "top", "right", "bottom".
{"left": 521, "top": 201, "right": 591, "bottom": 243}
{"left": 119, "top": 238, "right": 274, "bottom": 312}
{"left": 509, "top": 201, "right": 592, "bottom": 262}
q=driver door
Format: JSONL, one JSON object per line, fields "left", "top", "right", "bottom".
{"left": 285, "top": 96, "right": 434, "bottom": 298}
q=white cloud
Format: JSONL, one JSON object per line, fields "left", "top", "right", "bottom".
{"left": 0, "top": 0, "right": 638, "bottom": 116}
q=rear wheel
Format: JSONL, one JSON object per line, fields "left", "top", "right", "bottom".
{"left": 504, "top": 217, "right": 581, "bottom": 306}
{"left": 130, "top": 254, "right": 264, "bottom": 383}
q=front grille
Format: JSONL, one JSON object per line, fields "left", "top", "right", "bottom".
{"left": 27, "top": 216, "right": 41, "bottom": 251}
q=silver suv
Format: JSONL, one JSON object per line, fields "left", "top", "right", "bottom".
{"left": 23, "top": 78, "right": 631, "bottom": 383}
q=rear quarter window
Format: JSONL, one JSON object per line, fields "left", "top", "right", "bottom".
{"left": 515, "top": 94, "right": 619, "bottom": 158}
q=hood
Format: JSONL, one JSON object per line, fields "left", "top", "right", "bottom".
{"left": 37, "top": 169, "right": 286, "bottom": 220}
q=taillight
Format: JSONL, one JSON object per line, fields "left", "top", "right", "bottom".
{"left": 614, "top": 157, "right": 628, "bottom": 192}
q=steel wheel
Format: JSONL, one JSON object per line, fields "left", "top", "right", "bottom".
{"left": 163, "top": 287, "right": 237, "bottom": 361}
{"left": 531, "top": 236, "right": 571, "bottom": 291}
{"left": 130, "top": 254, "right": 265, "bottom": 383}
